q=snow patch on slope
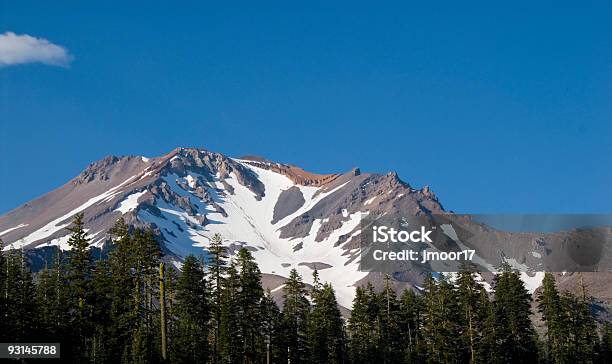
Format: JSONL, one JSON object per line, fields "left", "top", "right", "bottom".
{"left": 520, "top": 272, "right": 545, "bottom": 294}
{"left": 36, "top": 235, "right": 72, "bottom": 251}
{"left": 115, "top": 190, "right": 147, "bottom": 214}
{"left": 0, "top": 223, "right": 29, "bottom": 237}
{"left": 35, "top": 229, "right": 93, "bottom": 251}
{"left": 5, "top": 175, "right": 138, "bottom": 250}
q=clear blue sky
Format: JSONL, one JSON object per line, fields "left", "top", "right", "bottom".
{"left": 1, "top": 1, "right": 611, "bottom": 214}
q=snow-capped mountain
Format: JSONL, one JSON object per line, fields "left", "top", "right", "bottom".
{"left": 0, "top": 147, "right": 443, "bottom": 307}
{"left": 1, "top": 147, "right": 610, "bottom": 312}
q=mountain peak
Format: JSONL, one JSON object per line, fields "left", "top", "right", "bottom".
{"left": 0, "top": 147, "right": 446, "bottom": 308}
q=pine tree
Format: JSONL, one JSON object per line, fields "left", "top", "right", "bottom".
{"left": 562, "top": 276, "right": 598, "bottom": 363}
{"left": 282, "top": 268, "right": 311, "bottom": 364}
{"left": 129, "top": 228, "right": 161, "bottom": 364}
{"left": 312, "top": 268, "right": 321, "bottom": 291}
{"left": 307, "top": 282, "right": 345, "bottom": 364}
{"left": 377, "top": 275, "right": 403, "bottom": 364}
{"left": 438, "top": 275, "right": 462, "bottom": 363}
{"left": 219, "top": 261, "right": 242, "bottom": 363}
{"left": 420, "top": 273, "right": 464, "bottom": 363}
{"left": 35, "top": 247, "right": 70, "bottom": 340}
{"left": 67, "top": 213, "right": 92, "bottom": 309}
{"left": 159, "top": 262, "right": 168, "bottom": 362}
{"left": 261, "top": 289, "right": 285, "bottom": 364}
{"left": 0, "top": 239, "right": 10, "bottom": 342}
{"left": 131, "top": 325, "right": 151, "bottom": 364}
{"left": 108, "top": 218, "right": 138, "bottom": 362}
{"left": 347, "top": 283, "right": 380, "bottom": 363}
{"left": 3, "top": 249, "right": 37, "bottom": 342}
{"left": 492, "top": 264, "right": 538, "bottom": 363}
{"left": 171, "top": 255, "right": 210, "bottom": 363}
{"left": 164, "top": 264, "right": 178, "bottom": 361}
{"left": 65, "top": 213, "right": 94, "bottom": 361}
{"left": 422, "top": 273, "right": 443, "bottom": 363}
{"left": 477, "top": 288, "right": 496, "bottom": 363}
{"left": 208, "top": 233, "right": 228, "bottom": 363}
{"left": 106, "top": 220, "right": 162, "bottom": 363}
{"left": 236, "top": 248, "right": 264, "bottom": 363}
{"left": 137, "top": 228, "right": 161, "bottom": 332}
{"left": 559, "top": 291, "right": 580, "bottom": 360}
{"left": 399, "top": 288, "right": 425, "bottom": 362}
{"left": 36, "top": 262, "right": 54, "bottom": 328}
{"left": 537, "top": 272, "right": 567, "bottom": 363}
{"left": 90, "top": 258, "right": 113, "bottom": 363}
{"left": 456, "top": 267, "right": 485, "bottom": 363}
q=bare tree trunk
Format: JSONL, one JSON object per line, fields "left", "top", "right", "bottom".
{"left": 160, "top": 262, "right": 167, "bottom": 361}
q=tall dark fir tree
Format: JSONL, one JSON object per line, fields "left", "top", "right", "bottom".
{"left": 348, "top": 282, "right": 381, "bottom": 363}
{"left": 208, "top": 233, "right": 228, "bottom": 364}
{"left": 282, "top": 268, "right": 311, "bottom": 364}
{"left": 307, "top": 281, "right": 345, "bottom": 364}
{"left": 537, "top": 272, "right": 567, "bottom": 363}
{"left": 236, "top": 248, "right": 265, "bottom": 363}
{"left": 171, "top": 255, "right": 210, "bottom": 363}
{"left": 492, "top": 263, "right": 538, "bottom": 363}
{"left": 66, "top": 213, "right": 94, "bottom": 361}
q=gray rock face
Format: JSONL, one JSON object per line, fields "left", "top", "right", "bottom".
{"left": 272, "top": 186, "right": 305, "bottom": 224}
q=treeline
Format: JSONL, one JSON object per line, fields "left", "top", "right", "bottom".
{"left": 0, "top": 214, "right": 611, "bottom": 363}
{"left": 349, "top": 270, "right": 610, "bottom": 364}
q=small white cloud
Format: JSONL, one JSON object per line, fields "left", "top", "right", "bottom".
{"left": 0, "top": 31, "right": 73, "bottom": 68}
